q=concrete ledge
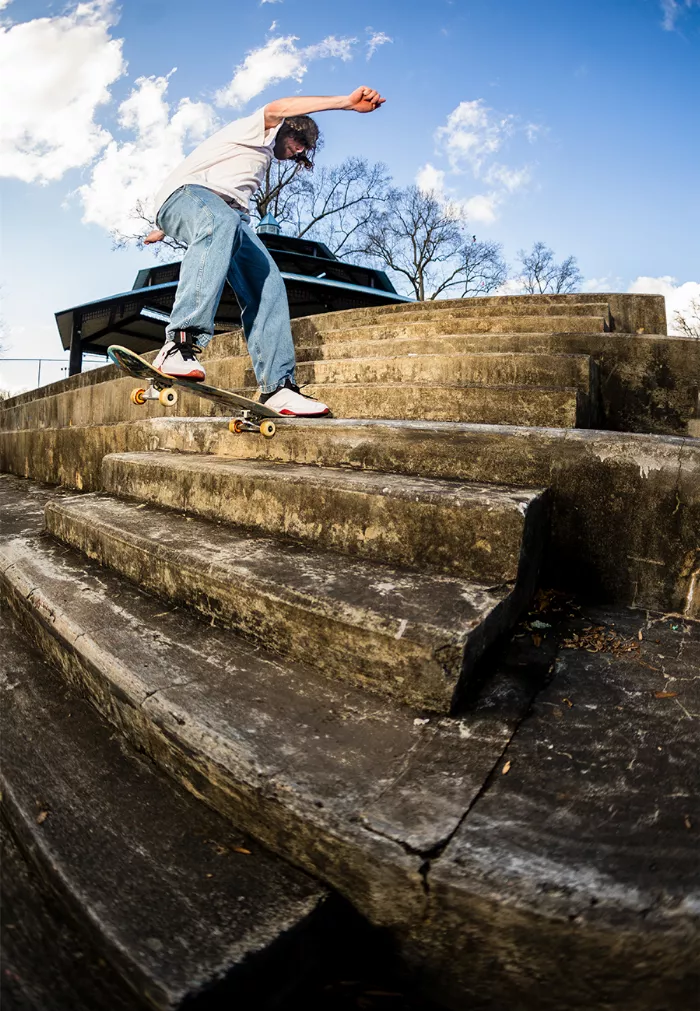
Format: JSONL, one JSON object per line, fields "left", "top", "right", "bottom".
{"left": 1, "top": 419, "right": 697, "bottom": 614}
{"left": 295, "top": 313, "right": 608, "bottom": 340}
{"left": 295, "top": 383, "right": 586, "bottom": 427}
{"left": 408, "top": 605, "right": 700, "bottom": 1011}
{"left": 0, "top": 500, "right": 532, "bottom": 936}
{"left": 0, "top": 606, "right": 338, "bottom": 1009}
{"left": 292, "top": 331, "right": 698, "bottom": 436}
{"left": 44, "top": 493, "right": 534, "bottom": 712}
{"left": 289, "top": 293, "right": 666, "bottom": 338}
{"left": 2, "top": 476, "right": 695, "bottom": 1011}
{"left": 99, "top": 452, "right": 545, "bottom": 582}
{"left": 288, "top": 351, "right": 596, "bottom": 393}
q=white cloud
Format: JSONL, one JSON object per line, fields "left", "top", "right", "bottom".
{"left": 215, "top": 34, "right": 356, "bottom": 108}
{"left": 581, "top": 276, "right": 616, "bottom": 292}
{"left": 435, "top": 99, "right": 515, "bottom": 175}
{"left": 304, "top": 35, "right": 356, "bottom": 60}
{"left": 0, "top": 0, "right": 126, "bottom": 183}
{"left": 365, "top": 29, "right": 392, "bottom": 60}
{"left": 495, "top": 277, "right": 526, "bottom": 296}
{"left": 415, "top": 162, "right": 446, "bottom": 198}
{"left": 458, "top": 192, "right": 500, "bottom": 224}
{"left": 627, "top": 276, "right": 700, "bottom": 335}
{"left": 660, "top": 0, "right": 700, "bottom": 30}
{"left": 260, "top": 0, "right": 283, "bottom": 4}
{"left": 76, "top": 72, "right": 218, "bottom": 234}
{"left": 416, "top": 162, "right": 501, "bottom": 224}
{"left": 418, "top": 99, "right": 534, "bottom": 226}
{"left": 483, "top": 163, "right": 530, "bottom": 192}
{"left": 0, "top": 0, "right": 14, "bottom": 10}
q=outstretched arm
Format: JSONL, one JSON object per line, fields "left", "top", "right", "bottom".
{"left": 264, "top": 86, "right": 385, "bottom": 128}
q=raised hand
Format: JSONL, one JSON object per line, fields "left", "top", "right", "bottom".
{"left": 346, "top": 86, "right": 385, "bottom": 113}
{"left": 144, "top": 229, "right": 165, "bottom": 244}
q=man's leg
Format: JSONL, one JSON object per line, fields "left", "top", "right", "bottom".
{"left": 155, "top": 185, "right": 242, "bottom": 376}
{"left": 227, "top": 223, "right": 329, "bottom": 416}
{"left": 226, "top": 221, "right": 296, "bottom": 393}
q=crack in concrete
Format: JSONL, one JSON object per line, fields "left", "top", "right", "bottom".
{"left": 140, "top": 679, "right": 199, "bottom": 706}
{"left": 414, "top": 662, "right": 560, "bottom": 899}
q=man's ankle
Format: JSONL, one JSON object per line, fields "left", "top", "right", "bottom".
{"left": 260, "top": 376, "right": 298, "bottom": 403}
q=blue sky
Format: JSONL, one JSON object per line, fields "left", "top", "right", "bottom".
{"left": 1, "top": 0, "right": 699, "bottom": 392}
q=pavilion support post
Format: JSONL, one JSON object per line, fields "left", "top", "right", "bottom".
{"left": 68, "top": 316, "right": 83, "bottom": 376}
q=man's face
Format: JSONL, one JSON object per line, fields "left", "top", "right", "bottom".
{"left": 273, "top": 131, "right": 307, "bottom": 162}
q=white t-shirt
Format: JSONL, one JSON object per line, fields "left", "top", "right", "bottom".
{"left": 154, "top": 107, "right": 284, "bottom": 217}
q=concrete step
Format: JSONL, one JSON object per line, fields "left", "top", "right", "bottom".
{"left": 289, "top": 382, "right": 587, "bottom": 427}
{"left": 288, "top": 292, "right": 667, "bottom": 337}
{"left": 293, "top": 313, "right": 607, "bottom": 342}
{"left": 294, "top": 331, "right": 599, "bottom": 362}
{"left": 45, "top": 492, "right": 541, "bottom": 712}
{"left": 98, "top": 452, "right": 546, "bottom": 583}
{"left": 2, "top": 476, "right": 695, "bottom": 1009}
{"left": 0, "top": 604, "right": 340, "bottom": 1010}
{"left": 0, "top": 499, "right": 534, "bottom": 942}
{"left": 283, "top": 352, "right": 597, "bottom": 394}
{"left": 96, "top": 418, "right": 698, "bottom": 619}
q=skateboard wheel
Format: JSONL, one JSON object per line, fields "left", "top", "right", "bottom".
{"left": 130, "top": 387, "right": 146, "bottom": 406}
{"left": 159, "top": 388, "right": 178, "bottom": 407}
{"left": 260, "top": 420, "right": 276, "bottom": 439}
{"left": 229, "top": 418, "right": 244, "bottom": 434}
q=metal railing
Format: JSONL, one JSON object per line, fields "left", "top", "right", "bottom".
{"left": 1, "top": 355, "right": 108, "bottom": 388}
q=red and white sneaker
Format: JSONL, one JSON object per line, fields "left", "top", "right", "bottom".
{"left": 153, "top": 333, "right": 205, "bottom": 381}
{"left": 260, "top": 377, "right": 330, "bottom": 417}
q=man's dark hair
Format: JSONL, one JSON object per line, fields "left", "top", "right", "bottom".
{"left": 280, "top": 115, "right": 319, "bottom": 170}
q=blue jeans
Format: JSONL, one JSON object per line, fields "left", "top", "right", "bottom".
{"left": 156, "top": 184, "right": 296, "bottom": 393}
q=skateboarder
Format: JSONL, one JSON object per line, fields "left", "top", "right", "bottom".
{"left": 145, "top": 85, "right": 385, "bottom": 416}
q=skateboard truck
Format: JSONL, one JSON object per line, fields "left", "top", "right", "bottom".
{"left": 130, "top": 379, "right": 178, "bottom": 408}
{"left": 229, "top": 409, "right": 276, "bottom": 439}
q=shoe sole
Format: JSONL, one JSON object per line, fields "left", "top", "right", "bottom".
{"left": 279, "top": 408, "right": 331, "bottom": 417}
{"left": 156, "top": 369, "right": 206, "bottom": 381}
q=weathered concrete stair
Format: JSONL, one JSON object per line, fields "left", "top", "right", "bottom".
{"left": 44, "top": 492, "right": 539, "bottom": 712}
{"left": 287, "top": 292, "right": 667, "bottom": 338}
{"left": 265, "top": 351, "right": 596, "bottom": 393}
{"left": 0, "top": 502, "right": 534, "bottom": 940}
{"left": 292, "top": 311, "right": 609, "bottom": 341}
{"left": 0, "top": 604, "right": 339, "bottom": 1010}
{"left": 288, "top": 382, "right": 586, "bottom": 427}
{"left": 196, "top": 354, "right": 589, "bottom": 427}
{"left": 98, "top": 452, "right": 545, "bottom": 583}
{"left": 294, "top": 332, "right": 605, "bottom": 362}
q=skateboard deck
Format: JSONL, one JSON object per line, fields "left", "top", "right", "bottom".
{"left": 107, "top": 345, "right": 282, "bottom": 438}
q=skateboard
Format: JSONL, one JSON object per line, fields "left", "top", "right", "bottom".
{"left": 107, "top": 345, "right": 282, "bottom": 438}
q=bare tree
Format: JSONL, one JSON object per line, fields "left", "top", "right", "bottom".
{"left": 362, "top": 186, "right": 468, "bottom": 300}
{"left": 456, "top": 237, "right": 508, "bottom": 297}
{"left": 516, "top": 241, "right": 583, "bottom": 294}
{"left": 672, "top": 297, "right": 700, "bottom": 338}
{"left": 282, "top": 158, "right": 392, "bottom": 258}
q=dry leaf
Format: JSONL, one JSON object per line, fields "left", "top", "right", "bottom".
{"left": 654, "top": 691, "right": 678, "bottom": 698}
{"left": 638, "top": 629, "right": 643, "bottom": 640}
{"left": 684, "top": 815, "right": 692, "bottom": 830}
{"left": 36, "top": 811, "right": 48, "bottom": 824}
{"left": 233, "top": 847, "right": 251, "bottom": 855}
{"left": 502, "top": 760, "right": 511, "bottom": 775}
{"left": 532, "top": 634, "right": 542, "bottom": 647}
{"left": 562, "top": 697, "right": 573, "bottom": 708}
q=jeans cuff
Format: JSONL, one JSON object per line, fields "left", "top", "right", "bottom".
{"left": 258, "top": 372, "right": 294, "bottom": 395}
